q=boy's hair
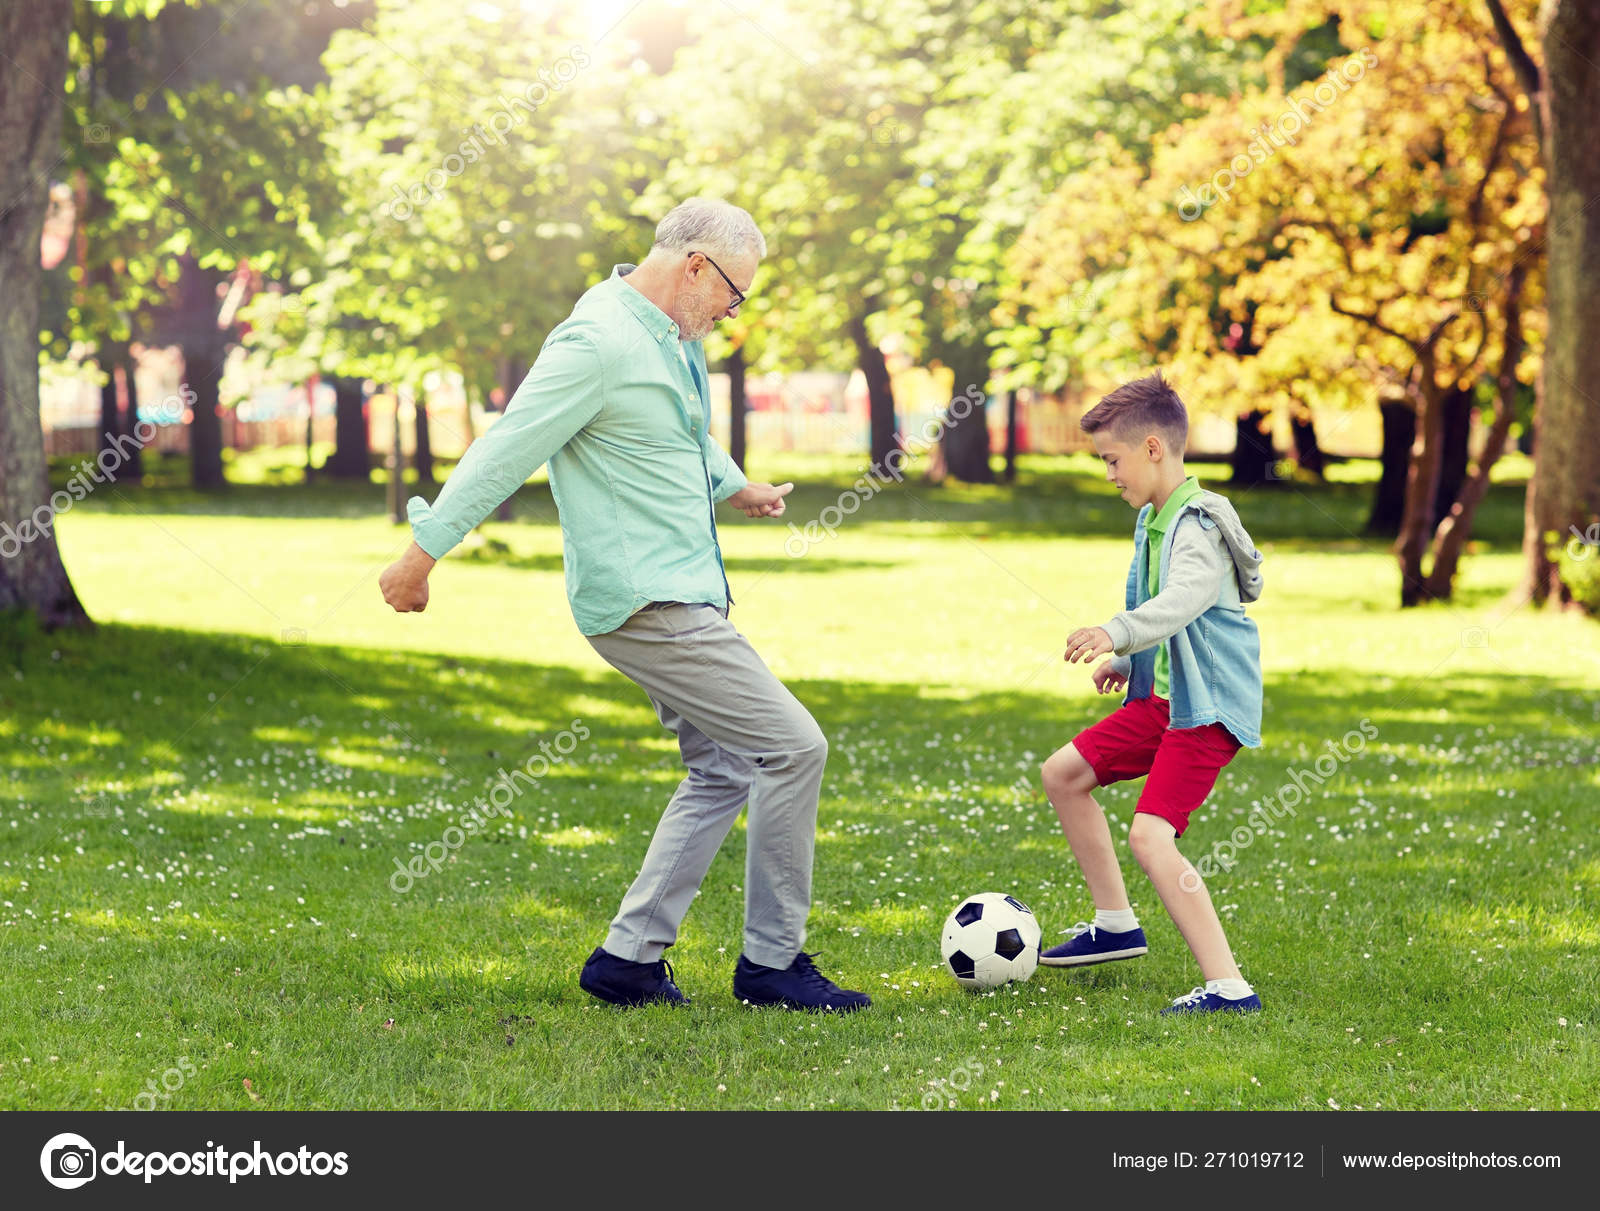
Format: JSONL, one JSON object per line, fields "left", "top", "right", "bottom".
{"left": 1079, "top": 371, "right": 1189, "bottom": 452}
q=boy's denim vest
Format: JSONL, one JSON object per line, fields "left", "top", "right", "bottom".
{"left": 1122, "top": 502, "right": 1263, "bottom": 748}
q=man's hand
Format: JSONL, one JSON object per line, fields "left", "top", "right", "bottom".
{"left": 1091, "top": 659, "right": 1128, "bottom": 695}
{"left": 727, "top": 481, "right": 794, "bottom": 518}
{"left": 1063, "top": 625, "right": 1114, "bottom": 664}
{"left": 380, "top": 542, "right": 437, "bottom": 613}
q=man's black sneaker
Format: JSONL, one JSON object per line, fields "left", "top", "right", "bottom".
{"left": 733, "top": 951, "right": 871, "bottom": 1012}
{"left": 578, "top": 946, "right": 688, "bottom": 1007}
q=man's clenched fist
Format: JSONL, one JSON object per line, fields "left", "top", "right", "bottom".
{"left": 380, "top": 542, "right": 437, "bottom": 613}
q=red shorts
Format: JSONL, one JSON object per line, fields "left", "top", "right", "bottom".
{"left": 1071, "top": 695, "right": 1241, "bottom": 837}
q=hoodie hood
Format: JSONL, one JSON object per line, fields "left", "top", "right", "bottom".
{"left": 1190, "top": 490, "right": 1264, "bottom": 603}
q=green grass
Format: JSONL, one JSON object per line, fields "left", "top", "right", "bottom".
{"left": 4, "top": 454, "right": 1596, "bottom": 1110}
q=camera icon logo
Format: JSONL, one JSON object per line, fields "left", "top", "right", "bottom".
{"left": 40, "top": 1133, "right": 97, "bottom": 1189}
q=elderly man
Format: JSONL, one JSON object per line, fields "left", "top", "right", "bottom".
{"left": 379, "top": 199, "right": 868, "bottom": 1013}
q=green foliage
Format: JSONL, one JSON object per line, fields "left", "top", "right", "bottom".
{"left": 1554, "top": 528, "right": 1600, "bottom": 617}
{"left": 1002, "top": 0, "right": 1545, "bottom": 413}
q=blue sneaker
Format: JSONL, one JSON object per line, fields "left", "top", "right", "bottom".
{"left": 578, "top": 946, "right": 688, "bottom": 1007}
{"left": 1160, "top": 986, "right": 1263, "bottom": 1015}
{"left": 733, "top": 952, "right": 871, "bottom": 1013}
{"left": 1039, "top": 920, "right": 1149, "bottom": 967}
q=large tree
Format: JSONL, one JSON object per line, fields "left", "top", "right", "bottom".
{"left": 56, "top": 0, "right": 358, "bottom": 489}
{"left": 1006, "top": 0, "right": 1544, "bottom": 606}
{"left": 1487, "top": 0, "right": 1600, "bottom": 612}
{"left": 652, "top": 0, "right": 929, "bottom": 475}
{"left": 276, "top": 0, "right": 639, "bottom": 496}
{"left": 892, "top": 0, "right": 1243, "bottom": 483}
{"left": 0, "top": 0, "right": 89, "bottom": 628}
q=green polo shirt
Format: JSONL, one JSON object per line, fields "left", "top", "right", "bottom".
{"left": 1144, "top": 476, "right": 1203, "bottom": 699}
{"left": 407, "top": 265, "right": 749, "bottom": 635}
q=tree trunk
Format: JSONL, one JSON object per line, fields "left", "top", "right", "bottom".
{"left": 1367, "top": 394, "right": 1414, "bottom": 536}
{"left": 174, "top": 255, "right": 226, "bottom": 489}
{"left": 848, "top": 314, "right": 898, "bottom": 474}
{"left": 939, "top": 358, "right": 995, "bottom": 484}
{"left": 183, "top": 345, "right": 225, "bottom": 489}
{"left": 303, "top": 374, "right": 317, "bottom": 482}
{"left": 1521, "top": 1, "right": 1600, "bottom": 607}
{"left": 413, "top": 394, "right": 434, "bottom": 488}
{"left": 0, "top": 0, "right": 90, "bottom": 629}
{"left": 99, "top": 356, "right": 124, "bottom": 481}
{"left": 386, "top": 389, "right": 404, "bottom": 525}
{"left": 1395, "top": 378, "right": 1447, "bottom": 607}
{"left": 494, "top": 359, "right": 525, "bottom": 522}
{"left": 326, "top": 376, "right": 369, "bottom": 478}
{"left": 1290, "top": 409, "right": 1324, "bottom": 478}
{"left": 1002, "top": 388, "right": 1019, "bottom": 483}
{"left": 725, "top": 345, "right": 747, "bottom": 472}
{"left": 1425, "top": 263, "right": 1529, "bottom": 599}
{"left": 1432, "top": 386, "right": 1473, "bottom": 529}
{"left": 95, "top": 349, "right": 142, "bottom": 482}
{"left": 1231, "top": 409, "right": 1276, "bottom": 485}
{"left": 119, "top": 351, "right": 143, "bottom": 481}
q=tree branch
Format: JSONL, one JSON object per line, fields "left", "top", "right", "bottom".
{"left": 1484, "top": 0, "right": 1545, "bottom": 147}
{"left": 1328, "top": 298, "right": 1419, "bottom": 351}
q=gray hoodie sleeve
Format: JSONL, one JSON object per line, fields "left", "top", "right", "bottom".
{"left": 1101, "top": 517, "right": 1229, "bottom": 657}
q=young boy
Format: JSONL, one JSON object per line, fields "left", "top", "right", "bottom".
{"left": 1039, "top": 372, "right": 1265, "bottom": 1015}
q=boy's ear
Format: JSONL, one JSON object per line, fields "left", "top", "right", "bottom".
{"left": 1145, "top": 433, "right": 1163, "bottom": 460}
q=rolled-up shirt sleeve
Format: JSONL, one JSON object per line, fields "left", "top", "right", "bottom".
{"left": 407, "top": 332, "right": 605, "bottom": 559}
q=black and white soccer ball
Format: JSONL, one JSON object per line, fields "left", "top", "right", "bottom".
{"left": 940, "top": 892, "right": 1042, "bottom": 989}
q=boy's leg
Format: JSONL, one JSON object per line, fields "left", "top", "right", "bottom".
{"left": 1040, "top": 742, "right": 1131, "bottom": 910}
{"left": 1128, "top": 815, "right": 1241, "bottom": 981}
{"left": 1040, "top": 697, "right": 1168, "bottom": 911}
{"left": 1126, "top": 723, "right": 1245, "bottom": 982}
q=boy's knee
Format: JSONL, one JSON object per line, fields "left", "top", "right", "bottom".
{"left": 1041, "top": 744, "right": 1094, "bottom": 797}
{"left": 1128, "top": 812, "right": 1177, "bottom": 866}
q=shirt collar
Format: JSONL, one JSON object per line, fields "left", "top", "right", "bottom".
{"left": 1147, "top": 475, "right": 1202, "bottom": 532}
{"left": 610, "top": 263, "right": 681, "bottom": 345}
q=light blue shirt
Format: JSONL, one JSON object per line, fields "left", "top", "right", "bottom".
{"left": 407, "top": 265, "right": 749, "bottom": 635}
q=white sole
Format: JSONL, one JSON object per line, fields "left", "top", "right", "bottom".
{"left": 1038, "top": 946, "right": 1148, "bottom": 967}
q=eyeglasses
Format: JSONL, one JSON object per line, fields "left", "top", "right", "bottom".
{"left": 690, "top": 250, "right": 746, "bottom": 311}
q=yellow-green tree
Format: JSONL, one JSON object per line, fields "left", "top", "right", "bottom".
{"left": 1005, "top": 0, "right": 1545, "bottom": 606}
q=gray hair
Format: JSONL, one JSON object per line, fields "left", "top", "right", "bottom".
{"left": 652, "top": 197, "right": 766, "bottom": 262}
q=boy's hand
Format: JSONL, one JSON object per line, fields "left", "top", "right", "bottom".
{"left": 1091, "top": 660, "right": 1128, "bottom": 694}
{"left": 1063, "top": 626, "right": 1114, "bottom": 664}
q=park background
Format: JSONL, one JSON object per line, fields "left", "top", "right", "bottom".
{"left": 1, "top": 0, "right": 1596, "bottom": 1110}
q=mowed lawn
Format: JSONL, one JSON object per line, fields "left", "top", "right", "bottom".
{"left": 3, "top": 452, "right": 1596, "bottom": 1110}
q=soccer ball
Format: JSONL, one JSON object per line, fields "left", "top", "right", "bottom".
{"left": 940, "top": 892, "right": 1042, "bottom": 989}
